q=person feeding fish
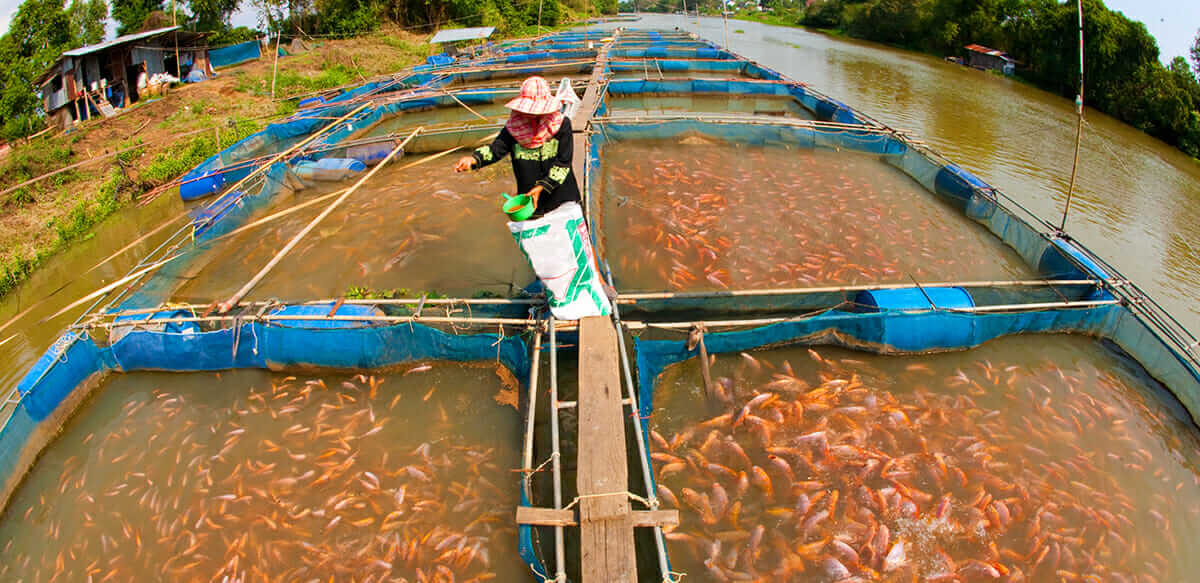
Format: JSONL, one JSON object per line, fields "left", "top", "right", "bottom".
{"left": 454, "top": 76, "right": 581, "bottom": 218}
{"left": 453, "top": 76, "right": 611, "bottom": 321}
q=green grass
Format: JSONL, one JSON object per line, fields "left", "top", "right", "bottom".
{"left": 239, "top": 64, "right": 360, "bottom": 98}
{"left": 1, "top": 142, "right": 76, "bottom": 205}
{"left": 0, "top": 120, "right": 260, "bottom": 299}
{"left": 345, "top": 286, "right": 448, "bottom": 300}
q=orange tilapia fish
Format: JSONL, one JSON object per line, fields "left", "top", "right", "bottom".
{"left": 649, "top": 342, "right": 1191, "bottom": 583}
{"left": 0, "top": 364, "right": 523, "bottom": 582}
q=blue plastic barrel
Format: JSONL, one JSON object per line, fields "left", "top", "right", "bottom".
{"left": 345, "top": 141, "right": 396, "bottom": 166}
{"left": 293, "top": 158, "right": 366, "bottom": 182}
{"left": 180, "top": 170, "right": 226, "bottom": 201}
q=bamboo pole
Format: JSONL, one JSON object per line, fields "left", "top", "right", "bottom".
{"left": 44, "top": 253, "right": 187, "bottom": 322}
{"left": 439, "top": 88, "right": 492, "bottom": 122}
{"left": 200, "top": 102, "right": 372, "bottom": 222}
{"left": 623, "top": 299, "right": 1121, "bottom": 330}
{"left": 270, "top": 33, "right": 282, "bottom": 99}
{"left": 76, "top": 314, "right": 540, "bottom": 329}
{"left": 1059, "top": 0, "right": 1086, "bottom": 232}
{"left": 217, "top": 127, "right": 424, "bottom": 313}
{"left": 522, "top": 328, "right": 543, "bottom": 485}
{"left": 616, "top": 279, "right": 1101, "bottom": 302}
{"left": 86, "top": 214, "right": 188, "bottom": 274}
{"left": 89, "top": 296, "right": 539, "bottom": 320}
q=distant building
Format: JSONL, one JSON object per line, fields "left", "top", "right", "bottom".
{"left": 963, "top": 44, "right": 1020, "bottom": 75}
{"left": 35, "top": 26, "right": 213, "bottom": 128}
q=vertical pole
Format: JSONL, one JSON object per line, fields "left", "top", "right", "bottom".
{"left": 538, "top": 0, "right": 544, "bottom": 35}
{"left": 723, "top": 4, "right": 730, "bottom": 49}
{"left": 548, "top": 317, "right": 566, "bottom": 583}
{"left": 1059, "top": 0, "right": 1085, "bottom": 232}
{"left": 172, "top": 1, "right": 181, "bottom": 79}
{"left": 270, "top": 33, "right": 282, "bottom": 99}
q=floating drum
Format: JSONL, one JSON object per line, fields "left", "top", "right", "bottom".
{"left": 854, "top": 287, "right": 975, "bottom": 351}
{"left": 292, "top": 158, "right": 366, "bottom": 182}
{"left": 179, "top": 169, "right": 226, "bottom": 201}
{"left": 345, "top": 141, "right": 397, "bottom": 166}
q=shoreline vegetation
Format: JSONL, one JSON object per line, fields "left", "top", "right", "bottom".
{"left": 0, "top": 0, "right": 607, "bottom": 301}
{"left": 629, "top": 0, "right": 1200, "bottom": 162}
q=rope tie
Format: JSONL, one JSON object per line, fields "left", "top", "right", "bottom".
{"left": 562, "top": 490, "right": 652, "bottom": 512}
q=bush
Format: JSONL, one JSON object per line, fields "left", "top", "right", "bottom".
{"left": 208, "top": 26, "right": 260, "bottom": 47}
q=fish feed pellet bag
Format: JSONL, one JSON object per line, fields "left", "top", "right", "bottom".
{"left": 508, "top": 202, "right": 611, "bottom": 320}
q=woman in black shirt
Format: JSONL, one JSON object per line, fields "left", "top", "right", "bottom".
{"left": 454, "top": 76, "right": 581, "bottom": 219}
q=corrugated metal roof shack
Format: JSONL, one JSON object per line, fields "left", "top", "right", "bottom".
{"left": 963, "top": 43, "right": 1019, "bottom": 75}
{"left": 36, "top": 26, "right": 213, "bottom": 128}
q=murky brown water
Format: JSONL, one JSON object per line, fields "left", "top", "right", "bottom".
{"left": 0, "top": 362, "right": 528, "bottom": 582}
{"left": 606, "top": 94, "right": 813, "bottom": 118}
{"left": 649, "top": 334, "right": 1200, "bottom": 582}
{"left": 173, "top": 153, "right": 533, "bottom": 302}
{"left": 597, "top": 139, "right": 1031, "bottom": 291}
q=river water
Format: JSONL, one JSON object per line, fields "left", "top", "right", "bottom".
{"left": 617, "top": 13, "right": 1200, "bottom": 333}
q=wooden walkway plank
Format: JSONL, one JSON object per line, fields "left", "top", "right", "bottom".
{"left": 577, "top": 314, "right": 637, "bottom": 583}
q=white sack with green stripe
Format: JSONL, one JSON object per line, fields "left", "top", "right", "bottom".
{"left": 508, "top": 202, "right": 611, "bottom": 320}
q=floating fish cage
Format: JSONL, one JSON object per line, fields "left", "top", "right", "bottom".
{"left": 3, "top": 26, "right": 1200, "bottom": 583}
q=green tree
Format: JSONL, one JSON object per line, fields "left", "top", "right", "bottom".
{"left": 68, "top": 0, "right": 109, "bottom": 45}
{"left": 112, "top": 0, "right": 166, "bottom": 35}
{"left": 190, "top": 0, "right": 241, "bottom": 30}
{"left": 1191, "top": 28, "right": 1199, "bottom": 78}
{"left": 0, "top": 0, "right": 73, "bottom": 139}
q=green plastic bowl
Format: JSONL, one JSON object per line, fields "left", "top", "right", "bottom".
{"left": 502, "top": 193, "right": 535, "bottom": 221}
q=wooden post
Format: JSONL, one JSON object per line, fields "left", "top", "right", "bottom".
{"left": 270, "top": 33, "right": 282, "bottom": 99}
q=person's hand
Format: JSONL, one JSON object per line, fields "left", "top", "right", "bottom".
{"left": 454, "top": 156, "right": 475, "bottom": 173}
{"left": 527, "top": 185, "right": 545, "bottom": 206}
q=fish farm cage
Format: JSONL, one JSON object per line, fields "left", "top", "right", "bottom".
{"left": 3, "top": 25, "right": 1200, "bottom": 583}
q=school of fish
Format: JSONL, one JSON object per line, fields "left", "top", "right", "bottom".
{"left": 0, "top": 363, "right": 526, "bottom": 583}
{"left": 599, "top": 141, "right": 1032, "bottom": 291}
{"left": 649, "top": 340, "right": 1200, "bottom": 583}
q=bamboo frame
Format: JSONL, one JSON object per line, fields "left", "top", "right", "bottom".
{"left": 623, "top": 299, "right": 1122, "bottom": 331}
{"left": 218, "top": 127, "right": 423, "bottom": 313}
{"left": 548, "top": 316, "right": 567, "bottom": 583}
{"left": 616, "top": 279, "right": 1101, "bottom": 302}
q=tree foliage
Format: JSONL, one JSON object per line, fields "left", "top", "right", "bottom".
{"left": 68, "top": 0, "right": 110, "bottom": 46}
{"left": 0, "top": 0, "right": 75, "bottom": 140}
{"left": 1191, "top": 28, "right": 1199, "bottom": 79}
{"left": 759, "top": 0, "right": 1200, "bottom": 157}
{"left": 112, "top": 0, "right": 166, "bottom": 35}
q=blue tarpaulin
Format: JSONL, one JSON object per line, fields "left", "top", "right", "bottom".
{"left": 210, "top": 39, "right": 262, "bottom": 68}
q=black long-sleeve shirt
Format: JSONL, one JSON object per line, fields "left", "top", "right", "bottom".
{"left": 472, "top": 117, "right": 582, "bottom": 218}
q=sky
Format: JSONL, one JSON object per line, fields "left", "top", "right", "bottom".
{"left": 0, "top": 0, "right": 1196, "bottom": 64}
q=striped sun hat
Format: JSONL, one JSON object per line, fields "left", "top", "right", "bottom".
{"left": 505, "top": 76, "right": 560, "bottom": 115}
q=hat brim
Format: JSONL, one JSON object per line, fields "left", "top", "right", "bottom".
{"left": 505, "top": 96, "right": 561, "bottom": 115}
